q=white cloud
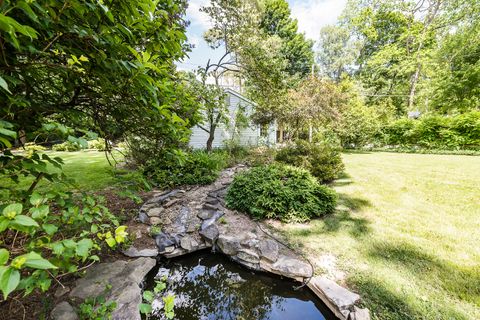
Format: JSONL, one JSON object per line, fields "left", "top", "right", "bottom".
{"left": 288, "top": 0, "right": 347, "bottom": 41}
{"left": 186, "top": 0, "right": 212, "bottom": 29}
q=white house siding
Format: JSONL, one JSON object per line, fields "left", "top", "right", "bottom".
{"left": 189, "top": 89, "right": 276, "bottom": 149}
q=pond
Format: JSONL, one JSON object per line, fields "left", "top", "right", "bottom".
{"left": 145, "top": 251, "right": 338, "bottom": 320}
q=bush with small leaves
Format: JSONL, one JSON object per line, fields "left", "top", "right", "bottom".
{"left": 275, "top": 140, "right": 344, "bottom": 183}
{"left": 226, "top": 164, "right": 337, "bottom": 222}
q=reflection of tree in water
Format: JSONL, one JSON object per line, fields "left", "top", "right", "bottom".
{"left": 150, "top": 254, "right": 285, "bottom": 320}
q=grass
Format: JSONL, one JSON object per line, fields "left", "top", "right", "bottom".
{"left": 275, "top": 152, "right": 480, "bottom": 320}
{"left": 1, "top": 151, "right": 123, "bottom": 199}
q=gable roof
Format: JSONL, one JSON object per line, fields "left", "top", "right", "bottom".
{"left": 224, "top": 88, "right": 257, "bottom": 106}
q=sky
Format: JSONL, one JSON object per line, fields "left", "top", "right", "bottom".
{"left": 177, "top": 0, "right": 348, "bottom": 71}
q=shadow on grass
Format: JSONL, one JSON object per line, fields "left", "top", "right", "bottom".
{"left": 316, "top": 193, "right": 373, "bottom": 238}
{"left": 349, "top": 273, "right": 470, "bottom": 320}
{"left": 342, "top": 149, "right": 372, "bottom": 155}
{"left": 332, "top": 172, "right": 353, "bottom": 187}
{"left": 367, "top": 240, "right": 480, "bottom": 305}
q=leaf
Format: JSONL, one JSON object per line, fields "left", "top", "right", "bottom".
{"left": 2, "top": 203, "right": 22, "bottom": 219}
{"left": 0, "top": 217, "right": 9, "bottom": 233}
{"left": 50, "top": 242, "right": 64, "bottom": 255}
{"left": 29, "top": 192, "right": 44, "bottom": 207}
{"left": 153, "top": 281, "right": 166, "bottom": 293}
{"left": 0, "top": 249, "right": 9, "bottom": 265}
{"left": 31, "top": 205, "right": 49, "bottom": 220}
{"left": 42, "top": 224, "right": 58, "bottom": 235}
{"left": 105, "top": 237, "right": 116, "bottom": 248}
{"left": 139, "top": 303, "right": 152, "bottom": 314}
{"left": 0, "top": 128, "right": 16, "bottom": 138}
{"left": 0, "top": 76, "right": 11, "bottom": 94}
{"left": 143, "top": 290, "right": 154, "bottom": 302}
{"left": 13, "top": 215, "right": 39, "bottom": 227}
{"left": 0, "top": 266, "right": 20, "bottom": 299}
{"left": 75, "top": 239, "right": 93, "bottom": 259}
{"left": 22, "top": 252, "right": 57, "bottom": 269}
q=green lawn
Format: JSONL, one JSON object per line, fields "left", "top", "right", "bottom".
{"left": 1, "top": 151, "right": 121, "bottom": 198}
{"left": 276, "top": 152, "right": 480, "bottom": 320}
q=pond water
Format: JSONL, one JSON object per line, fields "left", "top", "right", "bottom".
{"left": 145, "top": 251, "right": 337, "bottom": 320}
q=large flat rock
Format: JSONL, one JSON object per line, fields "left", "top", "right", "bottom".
{"left": 308, "top": 276, "right": 362, "bottom": 320}
{"left": 66, "top": 257, "right": 156, "bottom": 320}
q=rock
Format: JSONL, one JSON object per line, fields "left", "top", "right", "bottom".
{"left": 348, "top": 307, "right": 371, "bottom": 320}
{"left": 236, "top": 249, "right": 260, "bottom": 264}
{"left": 172, "top": 190, "right": 186, "bottom": 198}
{"left": 149, "top": 189, "right": 182, "bottom": 204}
{"left": 201, "top": 211, "right": 224, "bottom": 230}
{"left": 164, "top": 198, "right": 180, "bottom": 208}
{"left": 163, "top": 246, "right": 175, "bottom": 253}
{"left": 308, "top": 276, "right": 361, "bottom": 320}
{"left": 54, "top": 286, "right": 70, "bottom": 298}
{"left": 205, "top": 197, "right": 220, "bottom": 205}
{"left": 123, "top": 246, "right": 158, "bottom": 258}
{"left": 217, "top": 235, "right": 241, "bottom": 255}
{"left": 138, "top": 211, "right": 149, "bottom": 224}
{"left": 269, "top": 255, "right": 312, "bottom": 279}
{"left": 51, "top": 301, "right": 78, "bottom": 320}
{"left": 203, "top": 203, "right": 221, "bottom": 211}
{"left": 199, "top": 224, "right": 219, "bottom": 244}
{"left": 180, "top": 235, "right": 199, "bottom": 251}
{"left": 68, "top": 258, "right": 156, "bottom": 320}
{"left": 186, "top": 223, "right": 197, "bottom": 232}
{"left": 155, "top": 233, "right": 176, "bottom": 251}
{"left": 197, "top": 210, "right": 214, "bottom": 220}
{"left": 150, "top": 217, "right": 162, "bottom": 225}
{"left": 258, "top": 239, "right": 279, "bottom": 262}
{"left": 231, "top": 256, "right": 260, "bottom": 271}
{"left": 147, "top": 207, "right": 164, "bottom": 217}
{"left": 241, "top": 238, "right": 259, "bottom": 248}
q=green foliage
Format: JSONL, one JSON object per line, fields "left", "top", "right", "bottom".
{"left": 275, "top": 140, "right": 345, "bottom": 183}
{"left": 379, "top": 112, "right": 480, "bottom": 150}
{"left": 52, "top": 141, "right": 82, "bottom": 152}
{"left": 140, "top": 279, "right": 175, "bottom": 319}
{"left": 0, "top": 130, "right": 126, "bottom": 300}
{"left": 87, "top": 139, "right": 107, "bottom": 151}
{"left": 23, "top": 143, "right": 47, "bottom": 153}
{"left": 1, "top": 0, "right": 194, "bottom": 171}
{"left": 148, "top": 150, "right": 229, "bottom": 187}
{"left": 260, "top": 0, "right": 314, "bottom": 76}
{"left": 77, "top": 285, "right": 117, "bottom": 320}
{"left": 226, "top": 164, "right": 337, "bottom": 222}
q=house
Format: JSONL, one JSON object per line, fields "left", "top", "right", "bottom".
{"left": 189, "top": 88, "right": 277, "bottom": 149}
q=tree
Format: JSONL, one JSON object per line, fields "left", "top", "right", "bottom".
{"left": 259, "top": 0, "right": 314, "bottom": 77}
{"left": 187, "top": 69, "right": 230, "bottom": 152}
{"left": 0, "top": 0, "right": 194, "bottom": 161}
{"left": 201, "top": 0, "right": 291, "bottom": 126}
{"left": 283, "top": 77, "right": 346, "bottom": 140}
{"left": 317, "top": 25, "right": 358, "bottom": 81}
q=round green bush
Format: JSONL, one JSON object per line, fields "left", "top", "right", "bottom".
{"left": 275, "top": 140, "right": 345, "bottom": 183}
{"left": 225, "top": 164, "right": 337, "bottom": 222}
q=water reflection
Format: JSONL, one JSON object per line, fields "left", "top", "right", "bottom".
{"left": 145, "top": 251, "right": 336, "bottom": 320}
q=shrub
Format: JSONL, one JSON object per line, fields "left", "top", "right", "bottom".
{"left": 226, "top": 164, "right": 337, "bottom": 222}
{"left": 52, "top": 140, "right": 82, "bottom": 152}
{"left": 381, "top": 118, "right": 416, "bottom": 146}
{"left": 378, "top": 111, "right": 480, "bottom": 150}
{"left": 149, "top": 150, "right": 229, "bottom": 187}
{"left": 23, "top": 142, "right": 47, "bottom": 155}
{"left": 244, "top": 146, "right": 277, "bottom": 166}
{"left": 87, "top": 138, "right": 106, "bottom": 151}
{"left": 275, "top": 140, "right": 344, "bottom": 183}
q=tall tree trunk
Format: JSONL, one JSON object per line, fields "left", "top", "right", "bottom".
{"left": 408, "top": 63, "right": 421, "bottom": 110}
{"left": 206, "top": 128, "right": 215, "bottom": 152}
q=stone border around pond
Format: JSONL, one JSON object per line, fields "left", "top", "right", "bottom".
{"left": 51, "top": 166, "right": 370, "bottom": 320}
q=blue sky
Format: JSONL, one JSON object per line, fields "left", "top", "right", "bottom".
{"left": 177, "top": 0, "right": 348, "bottom": 71}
